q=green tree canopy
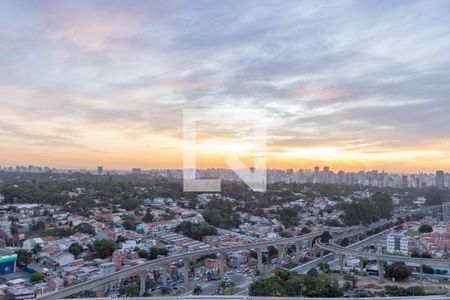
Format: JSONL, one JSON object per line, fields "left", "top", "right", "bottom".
{"left": 15, "top": 249, "right": 32, "bottom": 267}
{"left": 149, "top": 247, "right": 168, "bottom": 260}
{"left": 74, "top": 222, "right": 95, "bottom": 235}
{"left": 249, "top": 269, "right": 341, "bottom": 297}
{"left": 418, "top": 223, "right": 433, "bottom": 234}
{"left": 30, "top": 272, "right": 45, "bottom": 283}
{"left": 175, "top": 221, "right": 218, "bottom": 241}
{"left": 385, "top": 262, "right": 412, "bottom": 281}
{"left": 68, "top": 242, "right": 83, "bottom": 257}
{"left": 279, "top": 207, "right": 299, "bottom": 228}
{"left": 92, "top": 239, "right": 117, "bottom": 259}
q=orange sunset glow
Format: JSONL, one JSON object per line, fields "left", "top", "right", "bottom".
{"left": 0, "top": 1, "right": 449, "bottom": 173}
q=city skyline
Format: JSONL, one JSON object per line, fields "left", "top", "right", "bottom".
{"left": 2, "top": 162, "right": 449, "bottom": 176}
{"left": 1, "top": 1, "right": 450, "bottom": 172}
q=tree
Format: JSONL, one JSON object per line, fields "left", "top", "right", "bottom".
{"left": 10, "top": 222, "right": 19, "bottom": 237}
{"left": 193, "top": 285, "right": 202, "bottom": 295}
{"left": 340, "top": 238, "right": 349, "bottom": 247}
{"left": 32, "top": 244, "right": 42, "bottom": 255}
{"left": 385, "top": 262, "right": 411, "bottom": 281}
{"left": 74, "top": 222, "right": 95, "bottom": 235}
{"left": 15, "top": 249, "right": 32, "bottom": 267}
{"left": 307, "top": 268, "right": 318, "bottom": 276}
{"left": 149, "top": 247, "right": 168, "bottom": 260}
{"left": 372, "top": 192, "right": 393, "bottom": 218}
{"left": 219, "top": 280, "right": 235, "bottom": 294}
{"left": 300, "top": 226, "right": 311, "bottom": 234}
{"left": 142, "top": 210, "right": 154, "bottom": 223}
{"left": 324, "top": 219, "right": 341, "bottom": 227}
{"left": 424, "top": 187, "right": 445, "bottom": 206}
{"left": 418, "top": 224, "right": 433, "bottom": 234}
{"left": 279, "top": 207, "right": 298, "bottom": 228}
{"left": 267, "top": 245, "right": 278, "bottom": 258}
{"left": 119, "top": 284, "right": 140, "bottom": 297}
{"left": 68, "top": 242, "right": 83, "bottom": 257}
{"left": 122, "top": 219, "right": 135, "bottom": 231}
{"left": 175, "top": 221, "right": 218, "bottom": 241}
{"left": 30, "top": 272, "right": 45, "bottom": 283}
{"left": 320, "top": 231, "right": 332, "bottom": 243}
{"left": 318, "top": 262, "right": 330, "bottom": 273}
{"left": 202, "top": 199, "right": 240, "bottom": 229}
{"left": 384, "top": 285, "right": 424, "bottom": 296}
{"left": 92, "top": 239, "right": 117, "bottom": 259}
{"left": 32, "top": 220, "right": 46, "bottom": 231}
{"left": 137, "top": 249, "right": 149, "bottom": 259}
{"left": 249, "top": 269, "right": 341, "bottom": 297}
{"left": 421, "top": 264, "right": 435, "bottom": 274}
{"left": 116, "top": 235, "right": 127, "bottom": 244}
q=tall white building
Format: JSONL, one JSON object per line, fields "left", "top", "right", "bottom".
{"left": 387, "top": 234, "right": 409, "bottom": 256}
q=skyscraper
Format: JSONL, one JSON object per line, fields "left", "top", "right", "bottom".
{"left": 402, "top": 175, "right": 408, "bottom": 188}
{"left": 323, "top": 166, "right": 330, "bottom": 183}
{"left": 436, "top": 170, "right": 445, "bottom": 189}
{"left": 97, "top": 166, "right": 103, "bottom": 174}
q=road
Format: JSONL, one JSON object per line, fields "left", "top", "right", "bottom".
{"left": 291, "top": 224, "right": 393, "bottom": 274}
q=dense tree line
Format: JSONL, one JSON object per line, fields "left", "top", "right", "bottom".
{"left": 137, "top": 247, "right": 169, "bottom": 260}
{"left": 424, "top": 187, "right": 448, "bottom": 206}
{"left": 278, "top": 207, "right": 299, "bottom": 228}
{"left": 202, "top": 199, "right": 240, "bottom": 229}
{"left": 175, "top": 221, "right": 218, "bottom": 241}
{"left": 342, "top": 192, "right": 393, "bottom": 225}
{"left": 384, "top": 262, "right": 412, "bottom": 281}
{"left": 249, "top": 269, "right": 342, "bottom": 297}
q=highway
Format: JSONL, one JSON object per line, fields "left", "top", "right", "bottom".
{"left": 37, "top": 230, "right": 339, "bottom": 300}
{"left": 38, "top": 206, "right": 439, "bottom": 300}
{"left": 316, "top": 239, "right": 450, "bottom": 267}
{"left": 291, "top": 221, "right": 392, "bottom": 274}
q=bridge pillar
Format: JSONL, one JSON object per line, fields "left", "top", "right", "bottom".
{"left": 420, "top": 264, "right": 423, "bottom": 287}
{"left": 377, "top": 260, "right": 384, "bottom": 282}
{"left": 256, "top": 247, "right": 263, "bottom": 274}
{"left": 339, "top": 254, "right": 344, "bottom": 274}
{"left": 320, "top": 248, "right": 325, "bottom": 258}
{"left": 94, "top": 285, "right": 108, "bottom": 297}
{"left": 139, "top": 270, "right": 147, "bottom": 296}
{"left": 359, "top": 257, "right": 364, "bottom": 275}
{"left": 312, "top": 245, "right": 318, "bottom": 258}
{"left": 162, "top": 264, "right": 169, "bottom": 287}
{"left": 219, "top": 251, "right": 227, "bottom": 279}
{"left": 277, "top": 245, "right": 284, "bottom": 265}
{"left": 295, "top": 241, "right": 301, "bottom": 263}
{"left": 184, "top": 258, "right": 190, "bottom": 284}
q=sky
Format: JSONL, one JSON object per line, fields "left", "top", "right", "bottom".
{"left": 0, "top": 0, "right": 449, "bottom": 172}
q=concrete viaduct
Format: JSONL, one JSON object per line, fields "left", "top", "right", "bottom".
{"left": 38, "top": 206, "right": 441, "bottom": 300}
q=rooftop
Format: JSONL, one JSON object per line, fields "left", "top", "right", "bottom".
{"left": 0, "top": 248, "right": 14, "bottom": 256}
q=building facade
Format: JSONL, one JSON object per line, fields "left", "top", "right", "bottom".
{"left": 386, "top": 234, "right": 409, "bottom": 256}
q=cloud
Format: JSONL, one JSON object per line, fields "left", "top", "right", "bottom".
{"left": 0, "top": 0, "right": 449, "bottom": 170}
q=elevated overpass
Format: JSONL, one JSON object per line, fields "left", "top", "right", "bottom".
{"left": 37, "top": 230, "right": 333, "bottom": 300}
{"left": 38, "top": 206, "right": 438, "bottom": 300}
{"left": 316, "top": 236, "right": 450, "bottom": 283}
{"left": 38, "top": 223, "right": 389, "bottom": 300}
